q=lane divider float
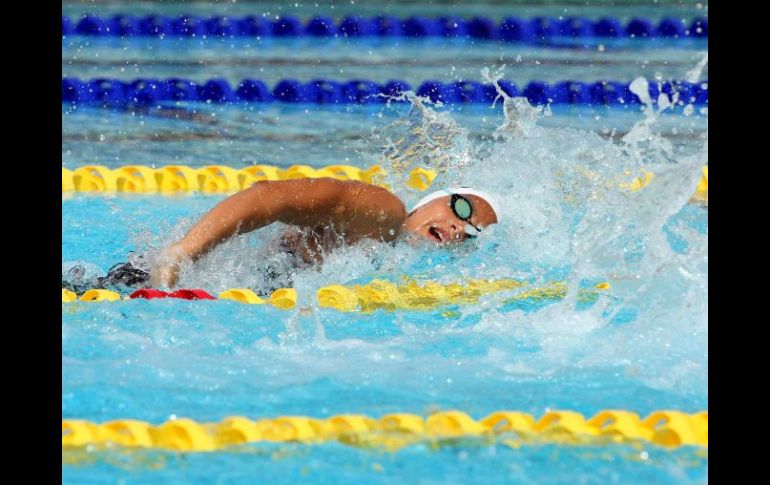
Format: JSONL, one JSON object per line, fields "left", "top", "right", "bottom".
{"left": 62, "top": 287, "right": 299, "bottom": 309}
{"left": 63, "top": 14, "right": 708, "bottom": 41}
{"left": 62, "top": 77, "right": 708, "bottom": 106}
{"left": 61, "top": 163, "right": 709, "bottom": 204}
{"left": 62, "top": 409, "right": 708, "bottom": 452}
{"left": 62, "top": 164, "right": 399, "bottom": 194}
{"left": 316, "top": 278, "right": 611, "bottom": 313}
{"left": 62, "top": 278, "right": 610, "bottom": 313}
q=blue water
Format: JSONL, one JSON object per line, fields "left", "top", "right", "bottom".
{"left": 62, "top": 0, "right": 707, "bottom": 24}
{"left": 63, "top": 443, "right": 708, "bottom": 483}
{"left": 62, "top": 1, "right": 708, "bottom": 483}
{"left": 62, "top": 37, "right": 708, "bottom": 86}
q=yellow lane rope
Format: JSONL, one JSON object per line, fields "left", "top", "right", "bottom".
{"left": 62, "top": 279, "right": 611, "bottom": 312}
{"left": 62, "top": 409, "right": 707, "bottom": 452}
{"left": 62, "top": 163, "right": 708, "bottom": 202}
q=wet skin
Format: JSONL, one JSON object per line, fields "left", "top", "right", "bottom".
{"left": 401, "top": 194, "right": 498, "bottom": 245}
{"left": 150, "top": 179, "right": 499, "bottom": 287}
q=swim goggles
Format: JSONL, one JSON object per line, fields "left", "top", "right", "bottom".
{"left": 450, "top": 194, "right": 482, "bottom": 237}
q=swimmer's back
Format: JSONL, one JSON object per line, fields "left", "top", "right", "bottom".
{"left": 248, "top": 178, "right": 406, "bottom": 243}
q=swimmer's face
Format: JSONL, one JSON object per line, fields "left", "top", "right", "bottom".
{"left": 402, "top": 195, "right": 498, "bottom": 245}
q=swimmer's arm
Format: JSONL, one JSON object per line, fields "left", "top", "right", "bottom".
{"left": 151, "top": 179, "right": 405, "bottom": 286}
{"left": 329, "top": 180, "right": 407, "bottom": 242}
{"left": 176, "top": 178, "right": 404, "bottom": 259}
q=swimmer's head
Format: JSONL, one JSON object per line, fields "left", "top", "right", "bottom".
{"left": 402, "top": 187, "right": 501, "bottom": 245}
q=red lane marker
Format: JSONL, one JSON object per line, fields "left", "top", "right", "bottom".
{"left": 129, "top": 289, "right": 170, "bottom": 299}
{"left": 168, "top": 289, "right": 216, "bottom": 300}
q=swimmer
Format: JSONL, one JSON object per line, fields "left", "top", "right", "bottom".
{"left": 63, "top": 178, "right": 500, "bottom": 293}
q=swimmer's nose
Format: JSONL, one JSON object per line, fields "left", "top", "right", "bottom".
{"left": 449, "top": 223, "right": 462, "bottom": 240}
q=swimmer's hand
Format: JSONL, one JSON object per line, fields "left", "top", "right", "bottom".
{"left": 149, "top": 244, "right": 189, "bottom": 289}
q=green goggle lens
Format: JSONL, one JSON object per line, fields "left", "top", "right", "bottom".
{"left": 452, "top": 197, "right": 472, "bottom": 219}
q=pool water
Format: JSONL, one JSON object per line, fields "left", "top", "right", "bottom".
{"left": 62, "top": 1, "right": 708, "bottom": 483}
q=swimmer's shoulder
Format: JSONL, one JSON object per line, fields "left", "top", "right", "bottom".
{"left": 320, "top": 178, "right": 406, "bottom": 241}
{"left": 250, "top": 177, "right": 402, "bottom": 209}
{"left": 298, "top": 177, "right": 404, "bottom": 211}
{"left": 341, "top": 179, "right": 405, "bottom": 217}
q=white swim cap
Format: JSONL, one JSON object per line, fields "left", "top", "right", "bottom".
{"left": 410, "top": 186, "right": 502, "bottom": 222}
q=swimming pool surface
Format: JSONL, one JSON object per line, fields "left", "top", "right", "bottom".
{"left": 62, "top": 1, "right": 708, "bottom": 483}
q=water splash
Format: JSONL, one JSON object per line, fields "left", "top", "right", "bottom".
{"left": 481, "top": 65, "right": 546, "bottom": 140}
{"left": 372, "top": 91, "right": 476, "bottom": 199}
{"left": 65, "top": 64, "right": 707, "bottom": 409}
{"left": 620, "top": 77, "right": 677, "bottom": 164}
{"left": 685, "top": 53, "right": 708, "bottom": 83}
{"left": 365, "top": 66, "right": 707, "bottom": 395}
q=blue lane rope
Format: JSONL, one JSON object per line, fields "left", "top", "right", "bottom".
{"left": 62, "top": 77, "right": 708, "bottom": 106}
{"left": 62, "top": 15, "right": 708, "bottom": 40}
